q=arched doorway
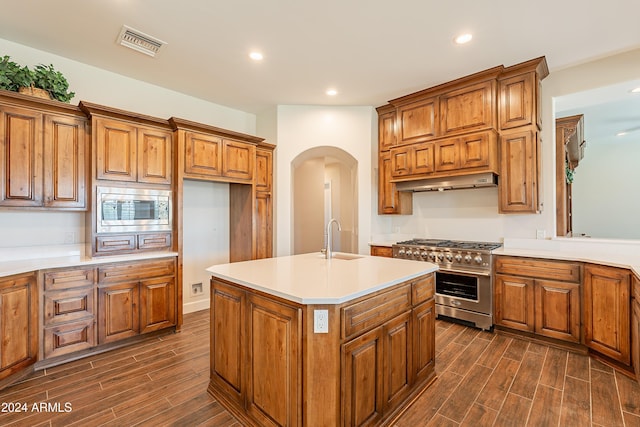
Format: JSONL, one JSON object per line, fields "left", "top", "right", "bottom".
{"left": 291, "top": 147, "right": 358, "bottom": 255}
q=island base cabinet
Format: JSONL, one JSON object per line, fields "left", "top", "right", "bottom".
{"left": 413, "top": 299, "right": 435, "bottom": 382}
{"left": 246, "top": 293, "right": 301, "bottom": 427}
{"left": 633, "top": 299, "right": 640, "bottom": 384}
{"left": 584, "top": 264, "right": 631, "bottom": 365}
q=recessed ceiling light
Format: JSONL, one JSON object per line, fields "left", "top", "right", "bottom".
{"left": 616, "top": 131, "right": 628, "bottom": 137}
{"left": 326, "top": 89, "right": 338, "bottom": 96}
{"left": 454, "top": 33, "right": 473, "bottom": 45}
{"left": 631, "top": 87, "right": 640, "bottom": 93}
{"left": 249, "top": 51, "right": 263, "bottom": 61}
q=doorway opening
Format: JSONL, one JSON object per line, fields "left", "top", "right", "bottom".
{"left": 292, "top": 147, "right": 358, "bottom": 255}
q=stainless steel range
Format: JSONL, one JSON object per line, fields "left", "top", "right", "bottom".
{"left": 392, "top": 239, "right": 502, "bottom": 330}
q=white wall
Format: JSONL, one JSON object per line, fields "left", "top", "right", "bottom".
{"left": 275, "top": 105, "right": 375, "bottom": 256}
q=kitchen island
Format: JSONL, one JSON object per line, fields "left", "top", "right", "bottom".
{"left": 206, "top": 252, "right": 438, "bottom": 427}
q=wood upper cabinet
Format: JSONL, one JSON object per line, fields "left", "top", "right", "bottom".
{"left": 499, "top": 72, "right": 535, "bottom": 130}
{"left": 378, "top": 151, "right": 412, "bottom": 215}
{"left": 440, "top": 80, "right": 496, "bottom": 136}
{"left": 255, "top": 146, "right": 273, "bottom": 193}
{"left": 499, "top": 129, "right": 540, "bottom": 213}
{"left": 434, "top": 130, "right": 497, "bottom": 173}
{"left": 377, "top": 106, "right": 397, "bottom": 151}
{"left": 254, "top": 192, "right": 272, "bottom": 259}
{"left": 94, "top": 117, "right": 172, "bottom": 185}
{"left": 390, "top": 142, "right": 435, "bottom": 178}
{"left": 396, "top": 96, "right": 438, "bottom": 144}
{"left": 0, "top": 273, "right": 38, "bottom": 382}
{"left": 0, "top": 102, "right": 88, "bottom": 209}
{"left": 495, "top": 256, "right": 582, "bottom": 342}
{"left": 182, "top": 131, "right": 254, "bottom": 182}
{"left": 584, "top": 264, "right": 631, "bottom": 365}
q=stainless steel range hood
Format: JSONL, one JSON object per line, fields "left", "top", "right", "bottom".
{"left": 395, "top": 172, "right": 498, "bottom": 192}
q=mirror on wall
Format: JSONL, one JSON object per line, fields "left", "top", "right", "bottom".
{"left": 555, "top": 78, "right": 640, "bottom": 240}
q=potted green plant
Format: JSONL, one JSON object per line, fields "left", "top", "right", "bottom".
{"left": 0, "top": 55, "right": 28, "bottom": 91}
{"left": 30, "top": 64, "right": 75, "bottom": 102}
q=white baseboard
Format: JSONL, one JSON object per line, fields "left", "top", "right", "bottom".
{"left": 183, "top": 299, "right": 210, "bottom": 314}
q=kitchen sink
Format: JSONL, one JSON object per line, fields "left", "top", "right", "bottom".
{"left": 329, "top": 253, "right": 363, "bottom": 261}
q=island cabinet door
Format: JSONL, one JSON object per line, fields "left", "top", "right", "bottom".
{"left": 246, "top": 293, "right": 301, "bottom": 427}
{"left": 412, "top": 299, "right": 435, "bottom": 383}
{"left": 382, "top": 312, "right": 412, "bottom": 412}
{"left": 210, "top": 280, "right": 245, "bottom": 405}
{"left": 342, "top": 327, "right": 384, "bottom": 427}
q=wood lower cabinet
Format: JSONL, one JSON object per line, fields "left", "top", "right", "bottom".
{"left": 0, "top": 273, "right": 38, "bottom": 382}
{"left": 0, "top": 100, "right": 88, "bottom": 210}
{"left": 209, "top": 273, "right": 435, "bottom": 427}
{"left": 495, "top": 256, "right": 582, "bottom": 342}
{"left": 370, "top": 245, "right": 393, "bottom": 258}
{"left": 633, "top": 296, "right": 639, "bottom": 383}
{"left": 583, "top": 264, "right": 631, "bottom": 365}
{"left": 254, "top": 192, "right": 272, "bottom": 259}
{"left": 97, "top": 257, "right": 176, "bottom": 345}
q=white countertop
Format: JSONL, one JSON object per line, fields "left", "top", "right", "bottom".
{"left": 206, "top": 252, "right": 438, "bottom": 305}
{"left": 496, "top": 238, "right": 640, "bottom": 277}
{"left": 0, "top": 244, "right": 178, "bottom": 278}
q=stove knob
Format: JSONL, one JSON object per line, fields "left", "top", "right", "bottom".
{"left": 464, "top": 254, "right": 472, "bottom": 263}
{"left": 474, "top": 255, "right": 483, "bottom": 264}
{"left": 421, "top": 251, "right": 429, "bottom": 259}
{"left": 429, "top": 252, "right": 437, "bottom": 261}
{"left": 406, "top": 249, "right": 413, "bottom": 257}
{"left": 398, "top": 248, "right": 405, "bottom": 256}
{"left": 454, "top": 254, "right": 462, "bottom": 262}
{"left": 445, "top": 253, "right": 453, "bottom": 262}
{"left": 437, "top": 253, "right": 445, "bottom": 261}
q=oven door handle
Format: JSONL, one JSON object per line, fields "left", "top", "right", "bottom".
{"left": 438, "top": 269, "right": 491, "bottom": 277}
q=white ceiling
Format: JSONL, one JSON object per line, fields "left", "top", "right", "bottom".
{"left": 0, "top": 0, "right": 639, "bottom": 114}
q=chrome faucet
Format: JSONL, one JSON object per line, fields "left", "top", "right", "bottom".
{"left": 325, "top": 218, "right": 342, "bottom": 259}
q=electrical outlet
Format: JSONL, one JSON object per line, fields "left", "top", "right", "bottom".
{"left": 191, "top": 282, "right": 203, "bottom": 296}
{"left": 536, "top": 229, "right": 546, "bottom": 240}
{"left": 314, "top": 309, "right": 329, "bottom": 333}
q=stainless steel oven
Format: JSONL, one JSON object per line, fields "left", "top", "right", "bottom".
{"left": 392, "top": 239, "right": 500, "bottom": 331}
{"left": 96, "top": 186, "right": 172, "bottom": 234}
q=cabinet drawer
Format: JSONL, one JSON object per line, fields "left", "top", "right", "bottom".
{"left": 98, "top": 258, "right": 176, "bottom": 284}
{"left": 43, "top": 268, "right": 96, "bottom": 291}
{"left": 43, "top": 318, "right": 95, "bottom": 359}
{"left": 137, "top": 233, "right": 172, "bottom": 250}
{"left": 95, "top": 234, "right": 136, "bottom": 253}
{"left": 495, "top": 257, "right": 581, "bottom": 283}
{"left": 44, "top": 287, "right": 95, "bottom": 325}
{"left": 412, "top": 274, "right": 435, "bottom": 306}
{"left": 342, "top": 284, "right": 411, "bottom": 340}
{"left": 370, "top": 246, "right": 393, "bottom": 258}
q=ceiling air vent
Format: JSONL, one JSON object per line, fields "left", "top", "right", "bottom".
{"left": 116, "top": 25, "right": 167, "bottom": 57}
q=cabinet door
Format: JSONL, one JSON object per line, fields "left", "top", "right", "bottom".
{"left": 255, "top": 148, "right": 273, "bottom": 193}
{"left": 494, "top": 274, "right": 535, "bottom": 332}
{"left": 140, "top": 276, "right": 176, "bottom": 334}
{"left": 499, "top": 73, "right": 535, "bottom": 130}
{"left": 413, "top": 299, "right": 435, "bottom": 383}
{"left": 412, "top": 142, "right": 435, "bottom": 175}
{"left": 440, "top": 81, "right": 495, "bottom": 136}
{"left": 382, "top": 312, "right": 412, "bottom": 412}
{"left": 97, "top": 282, "right": 140, "bottom": 344}
{"left": 255, "top": 192, "right": 272, "bottom": 259}
{"left": 343, "top": 327, "right": 384, "bottom": 427}
{"left": 0, "top": 105, "right": 43, "bottom": 207}
{"left": 43, "top": 114, "right": 88, "bottom": 209}
{"left": 584, "top": 264, "right": 631, "bottom": 365}
{"left": 434, "top": 139, "right": 459, "bottom": 172}
{"left": 210, "top": 280, "right": 245, "bottom": 405}
{"left": 137, "top": 126, "right": 172, "bottom": 185}
{"left": 534, "top": 280, "right": 580, "bottom": 342}
{"left": 0, "top": 273, "right": 38, "bottom": 381}
{"left": 95, "top": 118, "right": 137, "bottom": 182}
{"left": 223, "top": 140, "right": 255, "bottom": 181}
{"left": 246, "top": 293, "right": 301, "bottom": 427}
{"left": 378, "top": 108, "right": 397, "bottom": 151}
{"left": 378, "top": 152, "right": 412, "bottom": 215}
{"left": 389, "top": 146, "right": 412, "bottom": 178}
{"left": 183, "top": 131, "right": 222, "bottom": 178}
{"left": 459, "top": 131, "right": 492, "bottom": 170}
{"left": 397, "top": 97, "right": 438, "bottom": 144}
{"left": 499, "top": 129, "right": 539, "bottom": 213}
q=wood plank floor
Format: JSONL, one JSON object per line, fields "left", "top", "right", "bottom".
{"left": 1, "top": 310, "right": 638, "bottom": 426}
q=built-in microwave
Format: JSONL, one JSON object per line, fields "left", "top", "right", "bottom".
{"left": 96, "top": 186, "right": 172, "bottom": 234}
